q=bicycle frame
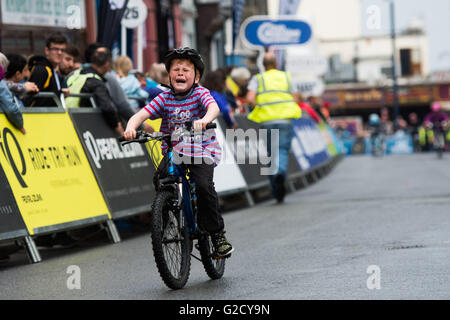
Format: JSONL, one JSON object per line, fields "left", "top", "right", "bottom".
{"left": 120, "top": 122, "right": 227, "bottom": 290}
{"left": 121, "top": 121, "right": 217, "bottom": 238}
{"left": 164, "top": 149, "right": 198, "bottom": 235}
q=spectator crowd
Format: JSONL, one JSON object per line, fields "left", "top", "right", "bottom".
{"left": 0, "top": 32, "right": 335, "bottom": 140}
{"left": 4, "top": 32, "right": 446, "bottom": 263}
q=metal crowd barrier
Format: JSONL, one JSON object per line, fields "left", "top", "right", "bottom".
{"left": 1, "top": 91, "right": 344, "bottom": 265}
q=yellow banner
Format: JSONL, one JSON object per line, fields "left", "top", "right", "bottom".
{"left": 144, "top": 119, "right": 163, "bottom": 168}
{"left": 0, "top": 113, "right": 110, "bottom": 235}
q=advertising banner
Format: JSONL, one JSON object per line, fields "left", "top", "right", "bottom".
{"left": 212, "top": 120, "right": 248, "bottom": 194}
{"left": 318, "top": 123, "right": 338, "bottom": 156}
{"left": 0, "top": 163, "right": 28, "bottom": 241}
{"left": 1, "top": 0, "right": 86, "bottom": 29}
{"left": 217, "top": 116, "right": 268, "bottom": 188}
{"left": 218, "top": 116, "right": 301, "bottom": 188}
{"left": 291, "top": 118, "right": 329, "bottom": 170}
{"left": 69, "top": 110, "right": 155, "bottom": 219}
{"left": 385, "top": 85, "right": 433, "bottom": 105}
{"left": 0, "top": 113, "right": 110, "bottom": 235}
{"left": 341, "top": 133, "right": 414, "bottom": 155}
{"left": 385, "top": 134, "right": 414, "bottom": 155}
{"left": 342, "top": 88, "right": 385, "bottom": 107}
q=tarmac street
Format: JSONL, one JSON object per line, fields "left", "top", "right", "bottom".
{"left": 1, "top": 153, "right": 450, "bottom": 299}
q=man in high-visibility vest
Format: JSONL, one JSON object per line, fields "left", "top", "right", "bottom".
{"left": 66, "top": 49, "right": 124, "bottom": 135}
{"left": 246, "top": 52, "right": 301, "bottom": 203}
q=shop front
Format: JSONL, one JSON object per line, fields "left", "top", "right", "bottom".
{"left": 0, "top": 0, "right": 90, "bottom": 56}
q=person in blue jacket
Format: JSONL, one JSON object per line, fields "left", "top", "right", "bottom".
{"left": 0, "top": 52, "right": 26, "bottom": 134}
{"left": 202, "top": 69, "right": 237, "bottom": 128}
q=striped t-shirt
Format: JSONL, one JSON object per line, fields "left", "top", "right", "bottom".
{"left": 144, "top": 86, "right": 222, "bottom": 166}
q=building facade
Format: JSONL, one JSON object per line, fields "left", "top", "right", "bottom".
{"left": 0, "top": 0, "right": 90, "bottom": 57}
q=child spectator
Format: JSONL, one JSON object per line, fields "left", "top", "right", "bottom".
{"left": 5, "top": 53, "right": 39, "bottom": 108}
{"left": 113, "top": 56, "right": 149, "bottom": 112}
{"left": 0, "top": 52, "right": 26, "bottom": 134}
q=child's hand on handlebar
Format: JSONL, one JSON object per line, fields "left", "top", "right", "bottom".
{"left": 193, "top": 119, "right": 208, "bottom": 131}
{"left": 124, "top": 127, "right": 137, "bottom": 141}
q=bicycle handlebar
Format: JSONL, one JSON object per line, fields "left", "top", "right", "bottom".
{"left": 118, "top": 121, "right": 217, "bottom": 146}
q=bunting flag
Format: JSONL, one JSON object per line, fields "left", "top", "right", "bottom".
{"left": 232, "top": 0, "right": 246, "bottom": 53}
{"left": 278, "top": 0, "right": 301, "bottom": 15}
{"left": 97, "top": 0, "right": 130, "bottom": 48}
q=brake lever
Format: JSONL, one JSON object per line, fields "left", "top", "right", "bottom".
{"left": 184, "top": 121, "right": 217, "bottom": 132}
{"left": 120, "top": 135, "right": 150, "bottom": 146}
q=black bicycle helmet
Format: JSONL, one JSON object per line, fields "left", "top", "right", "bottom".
{"left": 164, "top": 47, "right": 205, "bottom": 79}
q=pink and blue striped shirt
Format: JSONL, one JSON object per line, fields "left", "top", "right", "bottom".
{"left": 144, "top": 86, "right": 222, "bottom": 166}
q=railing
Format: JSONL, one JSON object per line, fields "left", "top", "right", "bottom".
{"left": 21, "top": 92, "right": 98, "bottom": 109}
{"left": 21, "top": 89, "right": 150, "bottom": 111}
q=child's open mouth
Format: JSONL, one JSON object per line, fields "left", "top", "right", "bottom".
{"left": 175, "top": 79, "right": 187, "bottom": 84}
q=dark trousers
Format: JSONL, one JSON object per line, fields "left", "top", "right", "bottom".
{"left": 157, "top": 155, "right": 224, "bottom": 234}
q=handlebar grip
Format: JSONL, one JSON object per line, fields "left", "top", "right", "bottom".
{"left": 119, "top": 137, "right": 148, "bottom": 146}
{"left": 136, "top": 138, "right": 149, "bottom": 143}
{"left": 185, "top": 121, "right": 217, "bottom": 130}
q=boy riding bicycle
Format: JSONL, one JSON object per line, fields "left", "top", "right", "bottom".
{"left": 124, "top": 47, "right": 233, "bottom": 257}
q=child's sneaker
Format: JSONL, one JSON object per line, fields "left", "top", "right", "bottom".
{"left": 211, "top": 231, "right": 234, "bottom": 257}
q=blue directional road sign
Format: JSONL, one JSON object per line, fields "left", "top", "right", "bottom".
{"left": 242, "top": 16, "right": 312, "bottom": 48}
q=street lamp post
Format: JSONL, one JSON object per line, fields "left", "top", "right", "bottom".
{"left": 389, "top": 0, "right": 400, "bottom": 128}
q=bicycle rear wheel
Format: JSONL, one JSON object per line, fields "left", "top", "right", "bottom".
{"left": 435, "top": 133, "right": 445, "bottom": 159}
{"left": 150, "top": 191, "right": 191, "bottom": 289}
{"left": 198, "top": 233, "right": 225, "bottom": 280}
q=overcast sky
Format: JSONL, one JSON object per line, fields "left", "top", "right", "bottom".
{"left": 361, "top": 0, "right": 450, "bottom": 72}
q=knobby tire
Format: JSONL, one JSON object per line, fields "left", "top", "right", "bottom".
{"left": 198, "top": 234, "right": 225, "bottom": 280}
{"left": 150, "top": 191, "right": 191, "bottom": 289}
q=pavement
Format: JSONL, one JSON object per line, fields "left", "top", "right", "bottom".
{"left": 1, "top": 153, "right": 450, "bottom": 300}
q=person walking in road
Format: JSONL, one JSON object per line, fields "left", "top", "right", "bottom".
{"left": 246, "top": 52, "right": 301, "bottom": 203}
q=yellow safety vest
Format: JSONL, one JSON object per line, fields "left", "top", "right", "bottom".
{"left": 418, "top": 126, "right": 433, "bottom": 146}
{"left": 226, "top": 76, "right": 240, "bottom": 96}
{"left": 248, "top": 69, "right": 301, "bottom": 123}
{"left": 65, "top": 69, "right": 102, "bottom": 108}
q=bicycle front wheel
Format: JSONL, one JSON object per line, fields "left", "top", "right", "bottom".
{"left": 150, "top": 191, "right": 191, "bottom": 289}
{"left": 198, "top": 233, "right": 225, "bottom": 280}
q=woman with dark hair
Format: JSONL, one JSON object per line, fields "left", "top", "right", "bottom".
{"left": 5, "top": 53, "right": 39, "bottom": 107}
{"left": 0, "top": 52, "right": 26, "bottom": 134}
{"left": 202, "top": 69, "right": 237, "bottom": 128}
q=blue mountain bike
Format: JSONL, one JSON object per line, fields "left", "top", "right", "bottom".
{"left": 120, "top": 122, "right": 225, "bottom": 289}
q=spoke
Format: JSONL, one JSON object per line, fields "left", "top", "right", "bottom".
{"left": 161, "top": 209, "right": 184, "bottom": 278}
